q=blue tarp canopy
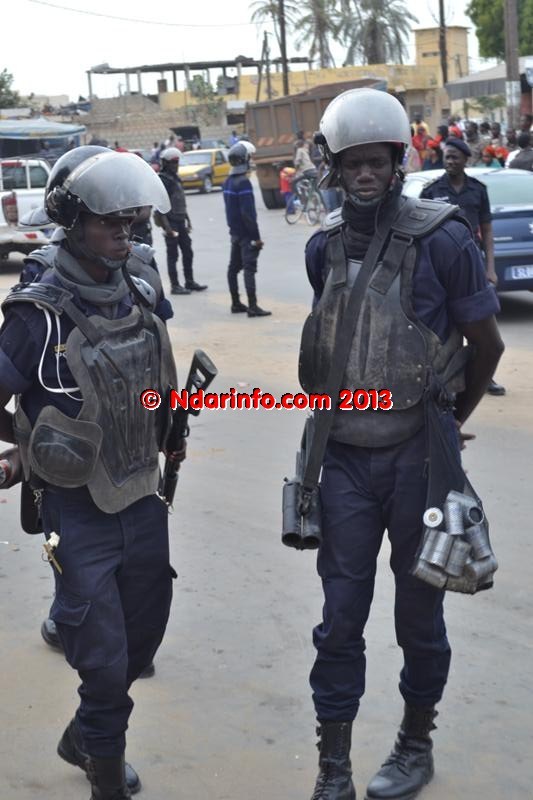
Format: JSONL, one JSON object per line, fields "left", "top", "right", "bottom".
{"left": 0, "top": 117, "right": 86, "bottom": 140}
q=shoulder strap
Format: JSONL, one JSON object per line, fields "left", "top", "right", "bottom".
{"left": 1, "top": 281, "right": 104, "bottom": 347}
{"left": 300, "top": 197, "right": 402, "bottom": 503}
{"left": 392, "top": 197, "right": 459, "bottom": 239}
{"left": 2, "top": 282, "right": 73, "bottom": 315}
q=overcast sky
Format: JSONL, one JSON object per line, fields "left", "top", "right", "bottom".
{"left": 5, "top": 0, "right": 484, "bottom": 102}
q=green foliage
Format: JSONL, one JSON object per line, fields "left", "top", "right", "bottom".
{"left": 470, "top": 94, "right": 506, "bottom": 114}
{"left": 0, "top": 69, "right": 20, "bottom": 109}
{"left": 294, "top": 0, "right": 339, "bottom": 68}
{"left": 187, "top": 75, "right": 224, "bottom": 126}
{"left": 466, "top": 0, "right": 533, "bottom": 59}
{"left": 250, "top": 0, "right": 298, "bottom": 51}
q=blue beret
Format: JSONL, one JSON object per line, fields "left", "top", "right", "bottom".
{"left": 445, "top": 137, "right": 471, "bottom": 157}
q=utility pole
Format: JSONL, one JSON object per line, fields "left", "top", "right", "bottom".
{"left": 264, "top": 31, "right": 272, "bottom": 100}
{"left": 504, "top": 0, "right": 521, "bottom": 130}
{"left": 438, "top": 0, "right": 448, "bottom": 85}
{"left": 279, "top": 0, "right": 289, "bottom": 96}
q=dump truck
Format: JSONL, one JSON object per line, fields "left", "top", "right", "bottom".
{"left": 245, "top": 78, "right": 387, "bottom": 209}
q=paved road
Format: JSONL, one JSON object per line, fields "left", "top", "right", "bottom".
{"left": 0, "top": 184, "right": 532, "bottom": 799}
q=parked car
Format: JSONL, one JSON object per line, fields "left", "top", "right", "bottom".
{"left": 198, "top": 138, "right": 228, "bottom": 150}
{"left": 178, "top": 148, "right": 230, "bottom": 193}
{"left": 403, "top": 167, "right": 533, "bottom": 292}
{"left": 0, "top": 158, "right": 51, "bottom": 260}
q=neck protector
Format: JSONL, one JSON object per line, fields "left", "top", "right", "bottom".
{"left": 53, "top": 244, "right": 130, "bottom": 310}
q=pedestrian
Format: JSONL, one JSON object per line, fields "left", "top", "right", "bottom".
{"left": 0, "top": 148, "right": 183, "bottom": 799}
{"left": 421, "top": 137, "right": 506, "bottom": 396}
{"left": 465, "top": 121, "right": 484, "bottom": 166}
{"left": 280, "top": 164, "right": 296, "bottom": 213}
{"left": 507, "top": 131, "right": 533, "bottom": 171}
{"left": 481, "top": 145, "right": 503, "bottom": 168}
{"left": 222, "top": 141, "right": 271, "bottom": 317}
{"left": 157, "top": 147, "right": 208, "bottom": 295}
{"left": 293, "top": 138, "right": 319, "bottom": 199}
{"left": 301, "top": 88, "right": 504, "bottom": 800}
{"left": 229, "top": 130, "right": 240, "bottom": 147}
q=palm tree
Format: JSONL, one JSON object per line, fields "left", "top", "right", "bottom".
{"left": 250, "top": 0, "right": 299, "bottom": 53}
{"left": 294, "top": 0, "right": 339, "bottom": 69}
{"left": 339, "top": 0, "right": 418, "bottom": 65}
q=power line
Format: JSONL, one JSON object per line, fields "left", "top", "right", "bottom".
{"left": 28, "top": 0, "right": 257, "bottom": 28}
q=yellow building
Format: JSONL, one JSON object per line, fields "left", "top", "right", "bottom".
{"left": 156, "top": 26, "right": 469, "bottom": 132}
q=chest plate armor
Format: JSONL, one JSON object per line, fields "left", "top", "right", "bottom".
{"left": 4, "top": 282, "right": 176, "bottom": 513}
{"left": 299, "top": 199, "right": 470, "bottom": 447}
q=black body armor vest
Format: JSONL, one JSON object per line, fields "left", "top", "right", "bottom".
{"left": 299, "top": 199, "right": 471, "bottom": 448}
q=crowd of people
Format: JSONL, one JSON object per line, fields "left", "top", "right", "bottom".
{"left": 406, "top": 112, "right": 533, "bottom": 172}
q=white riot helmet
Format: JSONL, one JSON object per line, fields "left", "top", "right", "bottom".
{"left": 160, "top": 147, "right": 182, "bottom": 162}
{"left": 316, "top": 88, "right": 411, "bottom": 188}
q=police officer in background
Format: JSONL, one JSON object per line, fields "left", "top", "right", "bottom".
{"left": 157, "top": 147, "right": 208, "bottom": 295}
{"left": 222, "top": 141, "right": 271, "bottom": 317}
{"left": 300, "top": 89, "right": 504, "bottom": 800}
{"left": 421, "top": 137, "right": 506, "bottom": 396}
{"left": 0, "top": 150, "right": 183, "bottom": 799}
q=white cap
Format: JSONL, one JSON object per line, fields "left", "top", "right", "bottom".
{"left": 160, "top": 147, "right": 182, "bottom": 161}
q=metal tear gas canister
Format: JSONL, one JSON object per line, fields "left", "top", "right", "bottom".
{"left": 465, "top": 523, "right": 493, "bottom": 561}
{"left": 464, "top": 554, "right": 498, "bottom": 582}
{"left": 419, "top": 527, "right": 454, "bottom": 570}
{"left": 282, "top": 478, "right": 303, "bottom": 549}
{"left": 423, "top": 507, "right": 444, "bottom": 528}
{"left": 301, "top": 489, "right": 322, "bottom": 549}
{"left": 444, "top": 538, "right": 471, "bottom": 577}
{"left": 446, "top": 490, "right": 484, "bottom": 526}
{"left": 443, "top": 499, "right": 464, "bottom": 536}
{"left": 445, "top": 574, "right": 478, "bottom": 594}
{"left": 282, "top": 478, "right": 322, "bottom": 550}
{"left": 411, "top": 559, "right": 447, "bottom": 589}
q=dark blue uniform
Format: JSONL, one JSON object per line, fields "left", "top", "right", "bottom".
{"left": 420, "top": 173, "right": 492, "bottom": 244}
{"left": 305, "top": 219, "right": 499, "bottom": 721}
{"left": 223, "top": 173, "right": 261, "bottom": 297}
{"left": 0, "top": 272, "right": 175, "bottom": 758}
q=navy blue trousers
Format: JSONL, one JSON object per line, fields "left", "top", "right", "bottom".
{"left": 42, "top": 487, "right": 173, "bottom": 757}
{"left": 227, "top": 236, "right": 258, "bottom": 298}
{"left": 310, "top": 426, "right": 453, "bottom": 722}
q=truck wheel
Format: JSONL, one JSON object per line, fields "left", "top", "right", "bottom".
{"left": 200, "top": 175, "right": 213, "bottom": 194}
{"left": 261, "top": 187, "right": 284, "bottom": 210}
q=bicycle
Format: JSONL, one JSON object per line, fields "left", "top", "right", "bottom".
{"left": 285, "top": 177, "right": 326, "bottom": 226}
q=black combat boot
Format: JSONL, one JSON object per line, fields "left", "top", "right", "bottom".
{"left": 246, "top": 291, "right": 271, "bottom": 317}
{"left": 311, "top": 721, "right": 356, "bottom": 800}
{"left": 41, "top": 617, "right": 62, "bottom": 649}
{"left": 365, "top": 705, "right": 437, "bottom": 800}
{"left": 86, "top": 754, "right": 132, "bottom": 800}
{"left": 185, "top": 280, "right": 208, "bottom": 291}
{"left": 230, "top": 293, "right": 248, "bottom": 313}
{"left": 58, "top": 719, "right": 141, "bottom": 795}
{"left": 171, "top": 283, "right": 191, "bottom": 295}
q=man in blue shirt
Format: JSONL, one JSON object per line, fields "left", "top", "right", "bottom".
{"left": 222, "top": 141, "right": 271, "bottom": 317}
{"left": 300, "top": 89, "right": 504, "bottom": 800}
{"left": 421, "top": 137, "right": 506, "bottom": 395}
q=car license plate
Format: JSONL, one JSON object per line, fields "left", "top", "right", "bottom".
{"left": 507, "top": 265, "right": 533, "bottom": 280}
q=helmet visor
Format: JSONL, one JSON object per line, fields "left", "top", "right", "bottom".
{"left": 65, "top": 152, "right": 170, "bottom": 215}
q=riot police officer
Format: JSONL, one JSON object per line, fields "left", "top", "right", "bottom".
{"left": 157, "top": 147, "right": 208, "bottom": 295}
{"left": 0, "top": 150, "right": 181, "bottom": 799}
{"left": 300, "top": 89, "right": 504, "bottom": 800}
{"left": 222, "top": 141, "right": 271, "bottom": 316}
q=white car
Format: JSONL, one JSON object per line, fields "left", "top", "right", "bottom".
{"left": 0, "top": 158, "right": 51, "bottom": 260}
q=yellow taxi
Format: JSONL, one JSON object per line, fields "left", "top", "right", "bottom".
{"left": 178, "top": 148, "right": 230, "bottom": 193}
